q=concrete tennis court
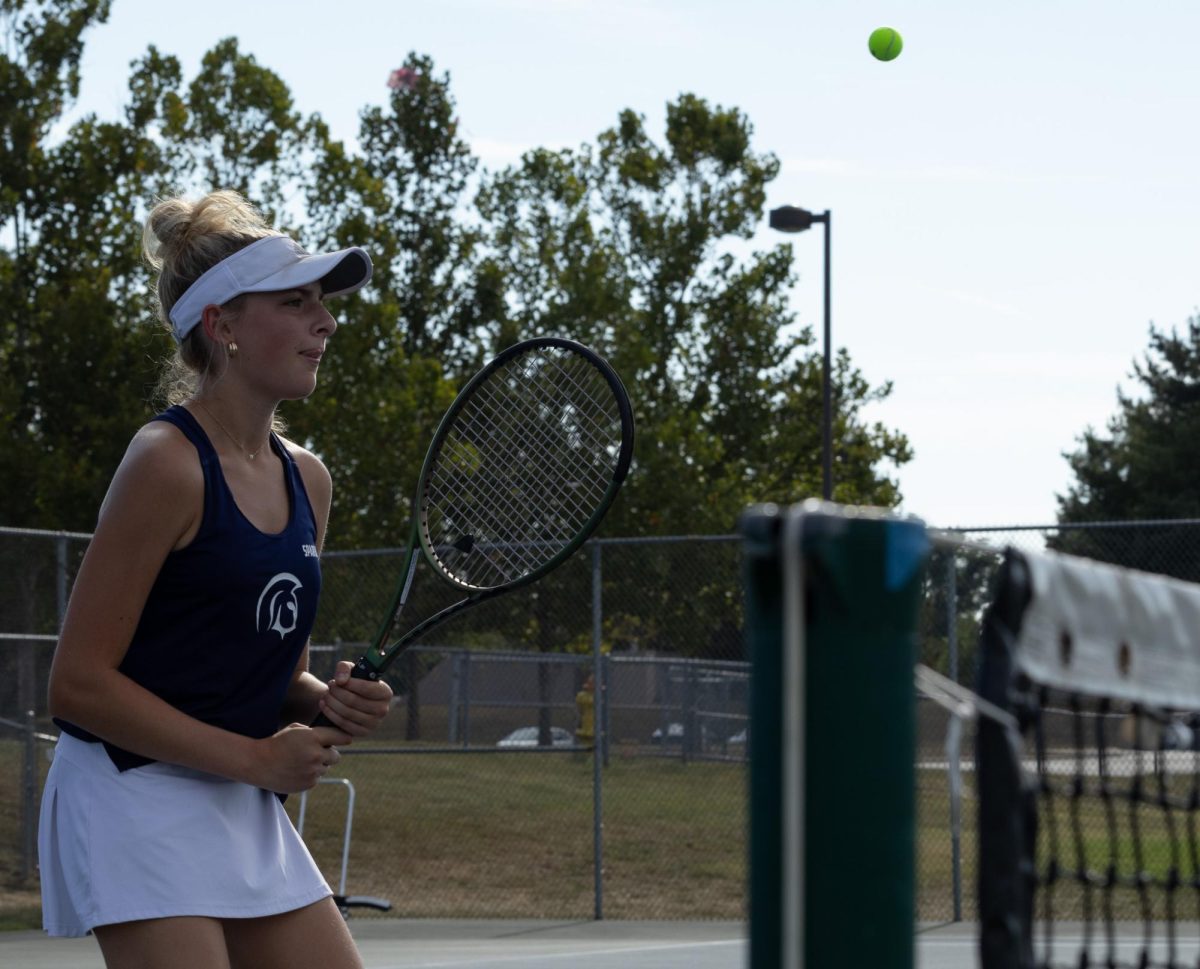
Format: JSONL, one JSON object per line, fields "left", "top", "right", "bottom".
{"left": 1, "top": 919, "right": 747, "bottom": 968}
{"left": 8, "top": 919, "right": 1196, "bottom": 966}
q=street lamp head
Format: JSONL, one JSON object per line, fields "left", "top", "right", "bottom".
{"left": 769, "top": 205, "right": 817, "bottom": 233}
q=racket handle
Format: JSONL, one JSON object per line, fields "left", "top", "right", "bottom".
{"left": 310, "top": 657, "right": 383, "bottom": 728}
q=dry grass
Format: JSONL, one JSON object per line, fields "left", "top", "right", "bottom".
{"left": 289, "top": 749, "right": 747, "bottom": 921}
{"left": 0, "top": 739, "right": 747, "bottom": 930}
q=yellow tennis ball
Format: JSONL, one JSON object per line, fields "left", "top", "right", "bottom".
{"left": 869, "top": 27, "right": 903, "bottom": 62}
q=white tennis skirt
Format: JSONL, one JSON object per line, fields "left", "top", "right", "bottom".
{"left": 39, "top": 732, "right": 332, "bottom": 937}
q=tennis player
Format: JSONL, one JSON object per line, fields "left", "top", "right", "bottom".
{"left": 39, "top": 190, "right": 393, "bottom": 968}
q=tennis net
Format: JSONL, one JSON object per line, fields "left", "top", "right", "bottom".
{"left": 977, "top": 544, "right": 1200, "bottom": 968}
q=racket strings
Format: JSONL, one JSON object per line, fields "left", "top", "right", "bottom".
{"left": 487, "top": 351, "right": 623, "bottom": 492}
{"left": 472, "top": 356, "right": 619, "bottom": 472}
{"left": 455, "top": 381, "right": 614, "bottom": 513}
{"left": 445, "top": 358, "right": 616, "bottom": 513}
{"left": 427, "top": 456, "right": 591, "bottom": 583}
{"left": 465, "top": 350, "right": 622, "bottom": 477}
{"left": 461, "top": 382, "right": 607, "bottom": 483}
{"left": 423, "top": 347, "right": 625, "bottom": 588}
{"left": 431, "top": 441, "right": 605, "bottom": 544}
{"left": 433, "top": 445, "right": 600, "bottom": 568}
{"left": 428, "top": 451, "right": 602, "bottom": 584}
{"left": 434, "top": 391, "right": 616, "bottom": 552}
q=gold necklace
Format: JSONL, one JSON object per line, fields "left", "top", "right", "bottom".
{"left": 194, "top": 400, "right": 267, "bottom": 461}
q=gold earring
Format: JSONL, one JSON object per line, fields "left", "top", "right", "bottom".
{"left": 228, "top": 342, "right": 238, "bottom": 357}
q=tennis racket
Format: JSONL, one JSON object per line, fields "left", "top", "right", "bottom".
{"left": 314, "top": 337, "right": 634, "bottom": 723}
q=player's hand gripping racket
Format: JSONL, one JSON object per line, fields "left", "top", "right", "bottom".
{"left": 313, "top": 337, "right": 634, "bottom": 726}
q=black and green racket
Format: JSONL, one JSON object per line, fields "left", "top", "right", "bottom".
{"left": 315, "top": 337, "right": 634, "bottom": 718}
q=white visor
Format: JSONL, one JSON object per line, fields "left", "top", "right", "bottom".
{"left": 167, "top": 235, "right": 373, "bottom": 342}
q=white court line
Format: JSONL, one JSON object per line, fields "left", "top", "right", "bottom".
{"left": 374, "top": 938, "right": 744, "bottom": 969}
{"left": 919, "top": 936, "right": 1200, "bottom": 946}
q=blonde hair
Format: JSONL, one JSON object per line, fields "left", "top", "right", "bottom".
{"left": 143, "top": 190, "right": 281, "bottom": 405}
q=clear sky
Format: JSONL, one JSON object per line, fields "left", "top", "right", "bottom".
{"left": 61, "top": 1, "right": 1200, "bottom": 529}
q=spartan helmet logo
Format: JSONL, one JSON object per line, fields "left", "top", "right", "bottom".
{"left": 256, "top": 572, "right": 303, "bottom": 639}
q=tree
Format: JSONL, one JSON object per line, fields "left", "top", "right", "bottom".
{"left": 0, "top": 0, "right": 167, "bottom": 529}
{"left": 0, "top": 26, "right": 927, "bottom": 728}
{"left": 291, "top": 53, "right": 481, "bottom": 549}
{"left": 476, "top": 94, "right": 912, "bottom": 538}
{"left": 0, "top": 22, "right": 358, "bottom": 530}
{"left": 151, "top": 37, "right": 312, "bottom": 222}
{"left": 473, "top": 95, "right": 913, "bottom": 665}
{"left": 2, "top": 30, "right": 912, "bottom": 559}
{"left": 1053, "top": 315, "right": 1200, "bottom": 579}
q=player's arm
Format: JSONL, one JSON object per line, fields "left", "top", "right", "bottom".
{"left": 47, "top": 424, "right": 348, "bottom": 793}
{"left": 280, "top": 442, "right": 393, "bottom": 735}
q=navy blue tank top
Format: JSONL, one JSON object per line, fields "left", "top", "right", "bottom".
{"left": 56, "top": 405, "right": 323, "bottom": 771}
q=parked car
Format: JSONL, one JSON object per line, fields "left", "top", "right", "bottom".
{"left": 497, "top": 726, "right": 574, "bottom": 748}
{"left": 650, "top": 722, "right": 686, "bottom": 744}
{"left": 651, "top": 721, "right": 726, "bottom": 746}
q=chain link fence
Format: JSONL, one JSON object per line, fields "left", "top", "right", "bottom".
{"left": 916, "top": 519, "right": 1200, "bottom": 925}
{"left": 301, "top": 535, "right": 748, "bottom": 918}
{"left": 0, "top": 529, "right": 749, "bottom": 923}
{"left": 4, "top": 519, "right": 1200, "bottom": 924}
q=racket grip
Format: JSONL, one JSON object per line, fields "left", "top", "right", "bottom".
{"left": 310, "top": 656, "right": 382, "bottom": 728}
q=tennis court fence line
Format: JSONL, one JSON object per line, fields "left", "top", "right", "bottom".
{"left": 4, "top": 519, "right": 1200, "bottom": 921}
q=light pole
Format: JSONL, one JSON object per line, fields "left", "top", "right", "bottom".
{"left": 769, "top": 204, "right": 832, "bottom": 501}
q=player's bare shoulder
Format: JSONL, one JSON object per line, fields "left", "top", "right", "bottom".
{"left": 279, "top": 436, "right": 333, "bottom": 523}
{"left": 124, "top": 418, "right": 205, "bottom": 486}
{"left": 95, "top": 416, "right": 206, "bottom": 550}
{"left": 278, "top": 437, "right": 331, "bottom": 489}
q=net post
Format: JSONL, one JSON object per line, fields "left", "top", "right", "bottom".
{"left": 741, "top": 504, "right": 786, "bottom": 969}
{"left": 976, "top": 549, "right": 1036, "bottom": 969}
{"left": 741, "top": 501, "right": 928, "bottom": 968}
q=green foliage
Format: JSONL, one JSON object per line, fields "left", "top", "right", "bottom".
{"left": 0, "top": 23, "right": 912, "bottom": 563}
{"left": 0, "top": 0, "right": 160, "bottom": 529}
{"left": 138, "top": 36, "right": 316, "bottom": 225}
{"left": 1055, "top": 316, "right": 1200, "bottom": 577}
{"left": 918, "top": 547, "right": 1000, "bottom": 684}
{"left": 477, "top": 97, "right": 911, "bottom": 536}
{"left": 291, "top": 53, "right": 481, "bottom": 546}
{"left": 303, "top": 53, "right": 483, "bottom": 366}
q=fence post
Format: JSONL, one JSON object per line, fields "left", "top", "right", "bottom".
{"left": 682, "top": 664, "right": 696, "bottom": 764}
{"left": 22, "top": 707, "right": 37, "bottom": 881}
{"left": 56, "top": 534, "right": 69, "bottom": 625}
{"left": 946, "top": 553, "right": 963, "bottom": 922}
{"left": 448, "top": 652, "right": 462, "bottom": 745}
{"left": 590, "top": 541, "right": 604, "bottom": 919}
{"left": 461, "top": 651, "right": 472, "bottom": 747}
